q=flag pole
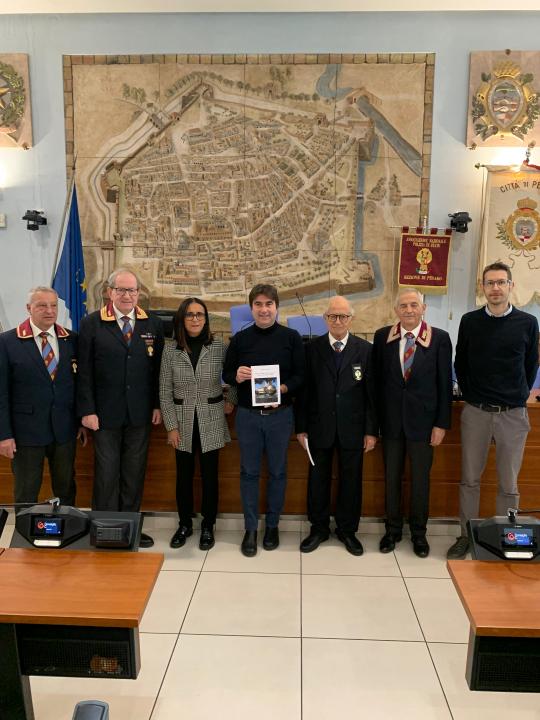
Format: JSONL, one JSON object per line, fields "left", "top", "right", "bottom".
{"left": 50, "top": 155, "right": 77, "bottom": 285}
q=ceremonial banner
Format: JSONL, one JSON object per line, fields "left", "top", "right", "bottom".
{"left": 398, "top": 228, "right": 452, "bottom": 294}
{"left": 478, "top": 164, "right": 540, "bottom": 307}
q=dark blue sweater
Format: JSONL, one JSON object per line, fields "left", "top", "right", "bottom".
{"left": 454, "top": 307, "right": 539, "bottom": 407}
{"left": 223, "top": 322, "right": 305, "bottom": 408}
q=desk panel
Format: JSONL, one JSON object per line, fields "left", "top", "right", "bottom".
{"left": 0, "top": 402, "right": 539, "bottom": 518}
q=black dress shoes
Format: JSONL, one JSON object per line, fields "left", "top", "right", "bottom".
{"left": 170, "top": 525, "right": 193, "bottom": 549}
{"left": 300, "top": 529, "right": 330, "bottom": 553}
{"left": 412, "top": 536, "right": 430, "bottom": 558}
{"left": 139, "top": 532, "right": 154, "bottom": 548}
{"left": 335, "top": 529, "right": 364, "bottom": 556}
{"left": 379, "top": 533, "right": 402, "bottom": 554}
{"left": 263, "top": 526, "right": 279, "bottom": 551}
{"left": 241, "top": 530, "right": 258, "bottom": 557}
{"left": 199, "top": 526, "right": 215, "bottom": 551}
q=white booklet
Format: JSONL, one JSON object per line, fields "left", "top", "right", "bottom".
{"left": 304, "top": 437, "right": 315, "bottom": 466}
{"left": 251, "top": 364, "right": 280, "bottom": 407}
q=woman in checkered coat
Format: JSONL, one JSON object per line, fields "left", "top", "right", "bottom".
{"left": 160, "top": 297, "right": 235, "bottom": 551}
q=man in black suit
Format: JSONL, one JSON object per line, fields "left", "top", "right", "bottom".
{"left": 77, "top": 268, "right": 164, "bottom": 547}
{"left": 372, "top": 288, "right": 452, "bottom": 558}
{"left": 296, "top": 296, "right": 378, "bottom": 556}
{"left": 0, "top": 286, "right": 83, "bottom": 504}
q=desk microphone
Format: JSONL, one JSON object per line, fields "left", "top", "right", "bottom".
{"left": 295, "top": 292, "right": 312, "bottom": 340}
{"left": 508, "top": 507, "right": 540, "bottom": 523}
{"left": 0, "top": 497, "right": 61, "bottom": 511}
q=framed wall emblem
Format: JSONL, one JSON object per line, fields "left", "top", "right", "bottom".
{"left": 467, "top": 51, "right": 540, "bottom": 147}
{"left": 0, "top": 54, "right": 32, "bottom": 149}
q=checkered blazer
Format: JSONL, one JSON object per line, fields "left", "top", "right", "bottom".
{"left": 159, "top": 337, "right": 235, "bottom": 453}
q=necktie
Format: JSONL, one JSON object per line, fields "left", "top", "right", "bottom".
{"left": 121, "top": 316, "right": 132, "bottom": 345}
{"left": 333, "top": 340, "right": 343, "bottom": 353}
{"left": 39, "top": 332, "right": 58, "bottom": 381}
{"left": 403, "top": 332, "right": 416, "bottom": 380}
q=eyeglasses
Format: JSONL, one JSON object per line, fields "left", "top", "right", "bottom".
{"left": 325, "top": 314, "right": 352, "bottom": 322}
{"left": 112, "top": 287, "right": 139, "bottom": 295}
{"left": 185, "top": 312, "right": 205, "bottom": 320}
{"left": 483, "top": 279, "right": 511, "bottom": 288}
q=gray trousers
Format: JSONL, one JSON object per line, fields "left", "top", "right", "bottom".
{"left": 459, "top": 402, "right": 530, "bottom": 532}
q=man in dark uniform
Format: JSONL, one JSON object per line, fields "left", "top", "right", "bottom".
{"left": 372, "top": 287, "right": 453, "bottom": 558}
{"left": 77, "top": 268, "right": 164, "bottom": 547}
{"left": 0, "top": 286, "right": 83, "bottom": 505}
{"left": 296, "top": 296, "right": 377, "bottom": 556}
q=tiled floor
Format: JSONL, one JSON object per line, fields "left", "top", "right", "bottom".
{"left": 2, "top": 519, "right": 540, "bottom": 719}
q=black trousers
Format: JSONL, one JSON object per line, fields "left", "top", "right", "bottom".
{"left": 382, "top": 434, "right": 433, "bottom": 538}
{"left": 92, "top": 424, "right": 151, "bottom": 511}
{"left": 12, "top": 440, "right": 76, "bottom": 506}
{"left": 175, "top": 417, "right": 219, "bottom": 528}
{"left": 308, "top": 435, "right": 364, "bottom": 534}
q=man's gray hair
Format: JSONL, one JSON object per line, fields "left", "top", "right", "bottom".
{"left": 27, "top": 286, "right": 58, "bottom": 304}
{"left": 107, "top": 267, "right": 140, "bottom": 289}
{"left": 394, "top": 287, "right": 424, "bottom": 307}
{"left": 325, "top": 295, "right": 355, "bottom": 316}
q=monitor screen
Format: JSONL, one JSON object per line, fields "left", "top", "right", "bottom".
{"left": 503, "top": 527, "right": 534, "bottom": 547}
{"left": 31, "top": 516, "right": 64, "bottom": 537}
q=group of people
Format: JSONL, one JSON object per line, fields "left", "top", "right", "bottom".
{"left": 0, "top": 263, "right": 537, "bottom": 559}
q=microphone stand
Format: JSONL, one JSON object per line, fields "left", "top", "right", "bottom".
{"left": 295, "top": 292, "right": 312, "bottom": 340}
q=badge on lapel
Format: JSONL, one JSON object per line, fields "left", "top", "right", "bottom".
{"left": 71, "top": 358, "right": 78, "bottom": 374}
{"left": 140, "top": 333, "right": 155, "bottom": 357}
{"left": 352, "top": 364, "right": 363, "bottom": 381}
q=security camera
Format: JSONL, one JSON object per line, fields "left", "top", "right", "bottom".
{"left": 448, "top": 211, "right": 472, "bottom": 234}
{"left": 22, "top": 210, "right": 47, "bottom": 231}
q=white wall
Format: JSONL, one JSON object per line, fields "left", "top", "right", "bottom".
{"left": 0, "top": 11, "right": 539, "bottom": 339}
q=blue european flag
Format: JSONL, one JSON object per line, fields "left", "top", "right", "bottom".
{"left": 52, "top": 185, "right": 87, "bottom": 331}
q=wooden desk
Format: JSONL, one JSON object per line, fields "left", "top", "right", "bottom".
{"left": 448, "top": 560, "right": 540, "bottom": 692}
{"left": 1, "top": 401, "right": 539, "bottom": 518}
{"left": 0, "top": 548, "right": 163, "bottom": 720}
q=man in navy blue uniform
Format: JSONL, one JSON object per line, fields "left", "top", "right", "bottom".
{"left": 372, "top": 288, "right": 453, "bottom": 558}
{"left": 77, "top": 268, "right": 164, "bottom": 547}
{"left": 0, "top": 286, "right": 83, "bottom": 505}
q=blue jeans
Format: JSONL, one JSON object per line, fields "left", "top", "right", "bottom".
{"left": 235, "top": 405, "right": 294, "bottom": 531}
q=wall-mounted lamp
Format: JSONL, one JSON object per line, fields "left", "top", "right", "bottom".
{"left": 22, "top": 210, "right": 47, "bottom": 231}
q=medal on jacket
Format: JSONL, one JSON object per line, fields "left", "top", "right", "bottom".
{"left": 352, "top": 364, "right": 362, "bottom": 381}
{"left": 141, "top": 333, "right": 155, "bottom": 357}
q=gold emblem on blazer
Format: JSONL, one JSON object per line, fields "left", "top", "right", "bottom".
{"left": 352, "top": 364, "right": 363, "bottom": 381}
{"left": 141, "top": 333, "right": 155, "bottom": 357}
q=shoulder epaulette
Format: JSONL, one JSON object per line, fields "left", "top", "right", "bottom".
{"left": 386, "top": 322, "right": 401, "bottom": 344}
{"left": 16, "top": 318, "right": 33, "bottom": 339}
{"left": 385, "top": 320, "right": 432, "bottom": 348}
{"left": 100, "top": 303, "right": 148, "bottom": 321}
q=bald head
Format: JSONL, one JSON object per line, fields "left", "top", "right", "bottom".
{"left": 324, "top": 295, "right": 354, "bottom": 340}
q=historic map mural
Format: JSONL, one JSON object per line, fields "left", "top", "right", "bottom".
{"left": 66, "top": 53, "right": 433, "bottom": 333}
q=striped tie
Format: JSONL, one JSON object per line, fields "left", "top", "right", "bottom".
{"left": 121, "top": 316, "right": 132, "bottom": 345}
{"left": 39, "top": 332, "right": 58, "bottom": 381}
{"left": 333, "top": 340, "right": 343, "bottom": 353}
{"left": 403, "top": 332, "right": 416, "bottom": 381}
